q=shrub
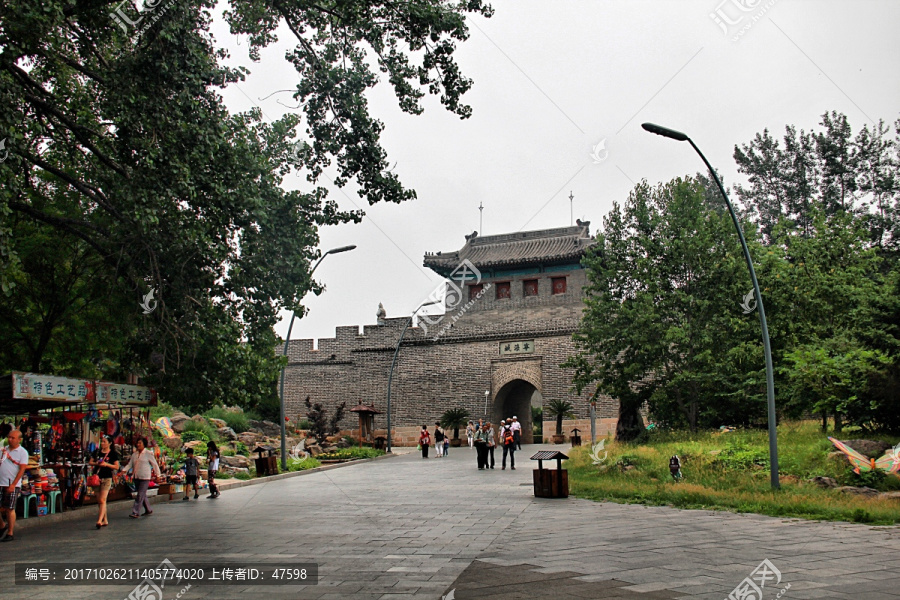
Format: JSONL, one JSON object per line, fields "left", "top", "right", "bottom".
{"left": 215, "top": 471, "right": 233, "bottom": 479}
{"left": 181, "top": 420, "right": 219, "bottom": 442}
{"left": 235, "top": 442, "right": 249, "bottom": 456}
{"left": 203, "top": 406, "right": 250, "bottom": 433}
{"left": 316, "top": 447, "right": 384, "bottom": 460}
{"left": 180, "top": 430, "right": 210, "bottom": 444}
{"left": 287, "top": 457, "right": 321, "bottom": 471}
{"left": 440, "top": 407, "right": 470, "bottom": 439}
{"left": 234, "top": 471, "right": 252, "bottom": 480}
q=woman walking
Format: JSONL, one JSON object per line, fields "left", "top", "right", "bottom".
{"left": 501, "top": 419, "right": 516, "bottom": 470}
{"left": 418, "top": 425, "right": 431, "bottom": 459}
{"left": 466, "top": 421, "right": 475, "bottom": 448}
{"left": 433, "top": 422, "right": 445, "bottom": 458}
{"left": 89, "top": 436, "right": 119, "bottom": 528}
{"left": 120, "top": 437, "right": 160, "bottom": 518}
{"left": 206, "top": 441, "right": 220, "bottom": 498}
{"left": 474, "top": 425, "right": 489, "bottom": 469}
{"left": 484, "top": 422, "right": 496, "bottom": 469}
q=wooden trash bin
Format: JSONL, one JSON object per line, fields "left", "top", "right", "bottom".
{"left": 253, "top": 445, "right": 278, "bottom": 477}
{"left": 530, "top": 450, "right": 569, "bottom": 498}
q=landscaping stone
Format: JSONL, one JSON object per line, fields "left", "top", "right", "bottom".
{"left": 221, "top": 454, "right": 251, "bottom": 469}
{"left": 217, "top": 426, "right": 237, "bottom": 441}
{"left": 190, "top": 414, "right": 207, "bottom": 425}
{"left": 222, "top": 466, "right": 249, "bottom": 476}
{"left": 163, "top": 435, "right": 183, "bottom": 450}
{"left": 237, "top": 432, "right": 260, "bottom": 446}
{"left": 307, "top": 444, "right": 323, "bottom": 457}
{"left": 223, "top": 405, "right": 243, "bottom": 413}
{"left": 879, "top": 491, "right": 900, "bottom": 501}
{"left": 839, "top": 439, "right": 892, "bottom": 458}
{"left": 170, "top": 412, "right": 190, "bottom": 433}
{"left": 811, "top": 476, "right": 838, "bottom": 488}
{"left": 184, "top": 440, "right": 205, "bottom": 451}
{"left": 208, "top": 417, "right": 228, "bottom": 428}
{"left": 837, "top": 486, "right": 880, "bottom": 496}
{"left": 248, "top": 419, "right": 281, "bottom": 437}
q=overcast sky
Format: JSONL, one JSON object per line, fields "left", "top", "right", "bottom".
{"left": 212, "top": 0, "right": 900, "bottom": 345}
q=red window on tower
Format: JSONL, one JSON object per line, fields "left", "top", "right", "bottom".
{"left": 496, "top": 282, "right": 511, "bottom": 300}
{"left": 551, "top": 277, "right": 567, "bottom": 295}
{"left": 523, "top": 279, "right": 539, "bottom": 297}
{"left": 469, "top": 284, "right": 483, "bottom": 300}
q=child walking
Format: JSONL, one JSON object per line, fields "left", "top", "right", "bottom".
{"left": 182, "top": 448, "right": 200, "bottom": 500}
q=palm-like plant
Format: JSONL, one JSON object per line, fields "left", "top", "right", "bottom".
{"left": 544, "top": 399, "right": 575, "bottom": 436}
{"left": 440, "top": 407, "right": 471, "bottom": 440}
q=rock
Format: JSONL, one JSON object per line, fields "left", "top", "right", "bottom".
{"left": 837, "top": 439, "right": 892, "bottom": 458}
{"left": 248, "top": 419, "right": 281, "bottom": 437}
{"left": 184, "top": 440, "right": 205, "bottom": 451}
{"left": 222, "top": 466, "right": 249, "bottom": 476}
{"left": 163, "top": 435, "right": 183, "bottom": 450}
{"left": 237, "top": 432, "right": 260, "bottom": 446}
{"left": 217, "top": 427, "right": 238, "bottom": 441}
{"left": 223, "top": 405, "right": 243, "bottom": 414}
{"left": 336, "top": 439, "right": 351, "bottom": 449}
{"left": 191, "top": 415, "right": 208, "bottom": 426}
{"left": 221, "top": 455, "right": 251, "bottom": 469}
{"left": 171, "top": 413, "right": 190, "bottom": 433}
{"left": 879, "top": 491, "right": 900, "bottom": 501}
{"left": 208, "top": 418, "right": 228, "bottom": 429}
{"left": 837, "top": 486, "right": 880, "bottom": 496}
{"left": 326, "top": 435, "right": 341, "bottom": 444}
{"left": 307, "top": 444, "right": 323, "bottom": 457}
{"left": 811, "top": 476, "right": 838, "bottom": 489}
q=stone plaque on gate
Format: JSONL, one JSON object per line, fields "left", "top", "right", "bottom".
{"left": 500, "top": 340, "right": 535, "bottom": 355}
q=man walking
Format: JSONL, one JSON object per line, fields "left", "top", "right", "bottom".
{"left": 0, "top": 429, "right": 29, "bottom": 542}
{"left": 511, "top": 416, "right": 522, "bottom": 450}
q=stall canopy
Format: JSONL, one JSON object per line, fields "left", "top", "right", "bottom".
{"left": 0, "top": 371, "right": 157, "bottom": 414}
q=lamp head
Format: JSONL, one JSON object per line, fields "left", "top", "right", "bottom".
{"left": 327, "top": 245, "right": 357, "bottom": 255}
{"left": 641, "top": 122, "right": 689, "bottom": 142}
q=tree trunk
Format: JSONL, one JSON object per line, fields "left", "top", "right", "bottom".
{"left": 556, "top": 415, "right": 563, "bottom": 436}
{"left": 615, "top": 402, "right": 644, "bottom": 442}
{"left": 821, "top": 412, "right": 828, "bottom": 432}
{"left": 834, "top": 412, "right": 843, "bottom": 433}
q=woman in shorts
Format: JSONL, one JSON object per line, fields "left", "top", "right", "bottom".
{"left": 90, "top": 436, "right": 120, "bottom": 528}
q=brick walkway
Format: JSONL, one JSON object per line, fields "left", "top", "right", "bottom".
{"left": 2, "top": 444, "right": 899, "bottom": 599}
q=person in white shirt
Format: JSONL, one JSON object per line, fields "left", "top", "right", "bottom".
{"left": 511, "top": 416, "right": 523, "bottom": 450}
{"left": 0, "top": 429, "right": 29, "bottom": 542}
{"left": 120, "top": 437, "right": 161, "bottom": 518}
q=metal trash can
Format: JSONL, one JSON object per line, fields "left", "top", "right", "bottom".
{"left": 530, "top": 451, "right": 569, "bottom": 498}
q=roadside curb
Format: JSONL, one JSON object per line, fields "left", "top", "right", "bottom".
{"left": 17, "top": 451, "right": 400, "bottom": 531}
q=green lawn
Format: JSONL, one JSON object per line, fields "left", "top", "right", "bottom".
{"left": 566, "top": 421, "right": 900, "bottom": 525}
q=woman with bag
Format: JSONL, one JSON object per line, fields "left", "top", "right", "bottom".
{"left": 418, "top": 425, "right": 431, "bottom": 459}
{"left": 119, "top": 437, "right": 160, "bottom": 518}
{"left": 484, "top": 422, "right": 496, "bottom": 469}
{"left": 88, "top": 436, "right": 119, "bottom": 529}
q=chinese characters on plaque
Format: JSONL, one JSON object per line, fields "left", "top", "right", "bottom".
{"left": 500, "top": 340, "right": 535, "bottom": 355}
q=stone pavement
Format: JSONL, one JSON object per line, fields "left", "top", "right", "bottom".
{"left": 2, "top": 444, "right": 899, "bottom": 600}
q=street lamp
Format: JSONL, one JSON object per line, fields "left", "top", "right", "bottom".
{"left": 385, "top": 299, "right": 440, "bottom": 453}
{"left": 279, "top": 244, "right": 357, "bottom": 470}
{"left": 483, "top": 390, "right": 490, "bottom": 416}
{"left": 642, "top": 122, "right": 779, "bottom": 489}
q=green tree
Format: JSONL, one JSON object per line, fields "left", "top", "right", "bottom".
{"left": 0, "top": 0, "right": 491, "bottom": 409}
{"left": 544, "top": 398, "right": 574, "bottom": 436}
{"left": 567, "top": 177, "right": 764, "bottom": 439}
{"left": 440, "top": 407, "right": 470, "bottom": 440}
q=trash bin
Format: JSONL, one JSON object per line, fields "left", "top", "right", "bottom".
{"left": 253, "top": 445, "right": 278, "bottom": 477}
{"left": 373, "top": 437, "right": 386, "bottom": 451}
{"left": 570, "top": 427, "right": 582, "bottom": 447}
{"left": 530, "top": 451, "right": 569, "bottom": 498}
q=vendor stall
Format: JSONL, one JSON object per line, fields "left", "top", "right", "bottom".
{"left": 0, "top": 372, "right": 160, "bottom": 519}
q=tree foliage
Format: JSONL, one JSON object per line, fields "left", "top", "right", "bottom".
{"left": 571, "top": 112, "right": 900, "bottom": 436}
{"left": 0, "top": 0, "right": 491, "bottom": 409}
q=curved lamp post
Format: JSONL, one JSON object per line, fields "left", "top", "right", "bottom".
{"left": 279, "top": 244, "right": 357, "bottom": 470}
{"left": 385, "top": 299, "right": 440, "bottom": 453}
{"left": 641, "top": 122, "right": 779, "bottom": 490}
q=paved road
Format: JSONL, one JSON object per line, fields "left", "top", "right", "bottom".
{"left": 2, "top": 444, "right": 899, "bottom": 600}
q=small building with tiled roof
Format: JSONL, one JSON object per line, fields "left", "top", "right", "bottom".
{"left": 281, "top": 223, "right": 620, "bottom": 446}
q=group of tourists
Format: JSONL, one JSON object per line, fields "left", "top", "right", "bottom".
{"left": 417, "top": 416, "right": 523, "bottom": 471}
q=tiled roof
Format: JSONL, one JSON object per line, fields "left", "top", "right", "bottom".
{"left": 423, "top": 225, "right": 595, "bottom": 275}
